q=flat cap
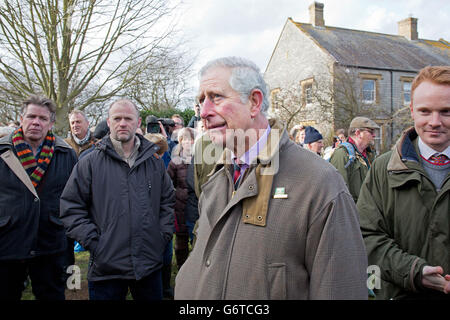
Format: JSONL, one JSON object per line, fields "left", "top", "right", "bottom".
{"left": 349, "top": 117, "right": 380, "bottom": 130}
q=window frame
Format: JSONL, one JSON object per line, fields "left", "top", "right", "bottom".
{"left": 270, "top": 88, "right": 281, "bottom": 111}
{"left": 359, "top": 73, "right": 382, "bottom": 105}
{"left": 300, "top": 78, "right": 315, "bottom": 106}
{"left": 399, "top": 76, "right": 414, "bottom": 106}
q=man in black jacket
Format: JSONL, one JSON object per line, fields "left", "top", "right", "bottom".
{"left": 0, "top": 95, "right": 77, "bottom": 300}
{"left": 60, "top": 99, "right": 175, "bottom": 301}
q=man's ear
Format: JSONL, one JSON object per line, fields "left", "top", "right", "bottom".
{"left": 249, "top": 89, "right": 263, "bottom": 118}
{"left": 409, "top": 102, "right": 415, "bottom": 121}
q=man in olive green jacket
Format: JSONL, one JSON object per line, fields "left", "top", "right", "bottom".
{"left": 357, "top": 66, "right": 450, "bottom": 300}
{"left": 329, "top": 116, "right": 379, "bottom": 203}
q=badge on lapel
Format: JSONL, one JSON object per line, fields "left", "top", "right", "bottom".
{"left": 273, "top": 187, "right": 288, "bottom": 199}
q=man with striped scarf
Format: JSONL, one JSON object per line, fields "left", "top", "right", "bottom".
{"left": 0, "top": 95, "right": 77, "bottom": 300}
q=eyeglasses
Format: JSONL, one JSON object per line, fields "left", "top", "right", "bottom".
{"left": 361, "top": 128, "right": 375, "bottom": 135}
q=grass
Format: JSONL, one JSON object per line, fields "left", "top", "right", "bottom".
{"left": 21, "top": 241, "right": 181, "bottom": 300}
{"left": 21, "top": 251, "right": 91, "bottom": 300}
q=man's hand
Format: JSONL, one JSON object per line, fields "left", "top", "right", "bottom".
{"left": 158, "top": 121, "right": 168, "bottom": 138}
{"left": 422, "top": 266, "right": 450, "bottom": 294}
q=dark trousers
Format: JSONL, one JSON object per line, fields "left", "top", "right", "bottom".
{"left": 0, "top": 254, "right": 66, "bottom": 300}
{"left": 175, "top": 233, "right": 189, "bottom": 269}
{"left": 88, "top": 269, "right": 163, "bottom": 301}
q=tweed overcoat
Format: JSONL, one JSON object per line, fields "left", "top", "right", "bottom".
{"left": 175, "top": 120, "right": 368, "bottom": 300}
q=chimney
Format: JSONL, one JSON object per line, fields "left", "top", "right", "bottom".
{"left": 398, "top": 17, "right": 418, "bottom": 40}
{"left": 309, "top": 2, "right": 325, "bottom": 27}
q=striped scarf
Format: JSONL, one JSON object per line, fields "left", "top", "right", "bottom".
{"left": 12, "top": 127, "right": 55, "bottom": 188}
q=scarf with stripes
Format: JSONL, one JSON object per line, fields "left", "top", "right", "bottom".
{"left": 12, "top": 127, "right": 55, "bottom": 188}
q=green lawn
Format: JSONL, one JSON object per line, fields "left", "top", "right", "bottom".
{"left": 21, "top": 241, "right": 180, "bottom": 300}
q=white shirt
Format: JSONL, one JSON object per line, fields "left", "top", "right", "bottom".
{"left": 418, "top": 137, "right": 450, "bottom": 160}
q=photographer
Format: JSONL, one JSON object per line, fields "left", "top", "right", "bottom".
{"left": 145, "top": 115, "right": 177, "bottom": 167}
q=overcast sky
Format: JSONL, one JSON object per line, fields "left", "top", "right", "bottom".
{"left": 175, "top": 0, "right": 450, "bottom": 94}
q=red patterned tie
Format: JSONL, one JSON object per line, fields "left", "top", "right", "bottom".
{"left": 233, "top": 161, "right": 242, "bottom": 189}
{"left": 428, "top": 154, "right": 450, "bottom": 165}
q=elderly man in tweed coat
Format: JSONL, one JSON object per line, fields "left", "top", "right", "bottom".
{"left": 174, "top": 57, "right": 368, "bottom": 300}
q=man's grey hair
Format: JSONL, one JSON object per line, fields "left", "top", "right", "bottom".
{"left": 68, "top": 109, "right": 89, "bottom": 123}
{"left": 199, "top": 56, "right": 269, "bottom": 114}
{"left": 22, "top": 94, "right": 57, "bottom": 122}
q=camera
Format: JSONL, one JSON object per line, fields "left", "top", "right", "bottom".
{"left": 145, "top": 115, "right": 175, "bottom": 134}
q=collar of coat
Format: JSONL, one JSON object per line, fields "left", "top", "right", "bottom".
{"left": 386, "top": 126, "right": 450, "bottom": 198}
{"left": 206, "top": 118, "right": 288, "bottom": 227}
{"left": 387, "top": 127, "right": 421, "bottom": 172}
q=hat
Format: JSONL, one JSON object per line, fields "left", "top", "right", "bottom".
{"left": 349, "top": 117, "right": 380, "bottom": 130}
{"left": 93, "top": 119, "right": 110, "bottom": 139}
{"left": 303, "top": 126, "right": 323, "bottom": 144}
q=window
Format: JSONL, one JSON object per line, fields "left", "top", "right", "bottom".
{"left": 270, "top": 88, "right": 281, "bottom": 111}
{"left": 362, "top": 79, "right": 375, "bottom": 103}
{"left": 399, "top": 76, "right": 413, "bottom": 106}
{"left": 305, "top": 84, "right": 313, "bottom": 104}
{"left": 402, "top": 81, "right": 411, "bottom": 105}
{"left": 359, "top": 73, "right": 382, "bottom": 104}
{"left": 300, "top": 78, "right": 314, "bottom": 106}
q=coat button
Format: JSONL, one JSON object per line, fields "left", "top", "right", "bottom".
{"left": 248, "top": 184, "right": 255, "bottom": 190}
{"left": 206, "top": 259, "right": 211, "bottom": 267}
{"left": 34, "top": 198, "right": 39, "bottom": 202}
{"left": 30, "top": 250, "right": 36, "bottom": 256}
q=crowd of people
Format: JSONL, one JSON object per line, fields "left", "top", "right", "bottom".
{"left": 0, "top": 59, "right": 448, "bottom": 301}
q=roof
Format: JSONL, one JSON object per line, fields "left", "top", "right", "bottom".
{"left": 293, "top": 20, "right": 450, "bottom": 72}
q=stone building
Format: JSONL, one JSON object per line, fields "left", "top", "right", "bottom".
{"left": 264, "top": 2, "right": 450, "bottom": 151}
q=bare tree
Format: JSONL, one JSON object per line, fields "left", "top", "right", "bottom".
{"left": 0, "top": 0, "right": 183, "bottom": 134}
{"left": 270, "top": 84, "right": 304, "bottom": 130}
{"left": 270, "top": 80, "right": 334, "bottom": 142}
{"left": 123, "top": 47, "right": 196, "bottom": 112}
{"left": 312, "top": 65, "right": 379, "bottom": 130}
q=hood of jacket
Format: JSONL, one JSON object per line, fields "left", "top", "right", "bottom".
{"left": 94, "top": 133, "right": 160, "bottom": 166}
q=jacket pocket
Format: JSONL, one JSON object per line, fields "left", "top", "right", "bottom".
{"left": 0, "top": 215, "right": 11, "bottom": 228}
{"left": 267, "top": 263, "right": 287, "bottom": 300}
